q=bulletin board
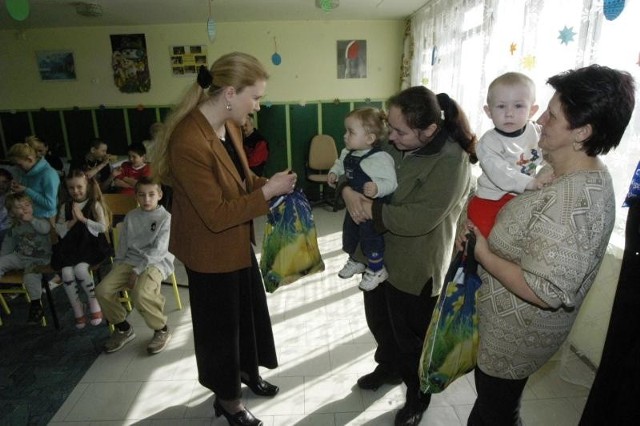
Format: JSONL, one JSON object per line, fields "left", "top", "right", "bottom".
{"left": 170, "top": 45, "right": 208, "bottom": 76}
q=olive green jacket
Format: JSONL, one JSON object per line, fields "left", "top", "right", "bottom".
{"left": 361, "top": 131, "right": 472, "bottom": 296}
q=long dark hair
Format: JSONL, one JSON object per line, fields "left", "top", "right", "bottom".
{"left": 387, "top": 86, "right": 477, "bottom": 163}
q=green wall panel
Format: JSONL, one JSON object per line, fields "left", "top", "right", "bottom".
{"left": 32, "top": 110, "right": 65, "bottom": 157}
{"left": 63, "top": 109, "right": 94, "bottom": 162}
{"left": 320, "top": 102, "right": 351, "bottom": 152}
{"left": 290, "top": 104, "right": 318, "bottom": 193}
{"left": 1, "top": 111, "right": 30, "bottom": 156}
{"left": 127, "top": 107, "right": 158, "bottom": 146}
{"left": 257, "top": 105, "right": 287, "bottom": 178}
{"left": 95, "top": 108, "right": 128, "bottom": 155}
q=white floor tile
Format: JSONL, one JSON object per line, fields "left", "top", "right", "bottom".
{"left": 52, "top": 206, "right": 596, "bottom": 425}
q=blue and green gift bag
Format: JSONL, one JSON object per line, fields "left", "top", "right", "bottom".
{"left": 419, "top": 234, "right": 481, "bottom": 393}
{"left": 260, "top": 189, "right": 325, "bottom": 293}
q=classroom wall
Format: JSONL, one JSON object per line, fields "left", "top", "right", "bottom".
{"left": 0, "top": 20, "right": 403, "bottom": 195}
{"left": 0, "top": 20, "right": 405, "bottom": 110}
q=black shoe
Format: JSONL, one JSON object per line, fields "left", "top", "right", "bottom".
{"left": 27, "top": 302, "right": 44, "bottom": 325}
{"left": 213, "top": 398, "right": 263, "bottom": 426}
{"left": 357, "top": 368, "right": 403, "bottom": 391}
{"left": 241, "top": 375, "right": 279, "bottom": 397}
{"left": 394, "top": 400, "right": 428, "bottom": 426}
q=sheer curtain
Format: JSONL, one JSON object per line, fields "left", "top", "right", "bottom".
{"left": 408, "top": 0, "right": 640, "bottom": 242}
{"left": 407, "top": 0, "right": 640, "bottom": 386}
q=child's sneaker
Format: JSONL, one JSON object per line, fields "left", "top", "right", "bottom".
{"left": 338, "top": 258, "right": 366, "bottom": 279}
{"left": 359, "top": 267, "right": 389, "bottom": 291}
{"left": 27, "top": 302, "right": 44, "bottom": 325}
{"left": 147, "top": 328, "right": 171, "bottom": 354}
{"left": 104, "top": 327, "right": 136, "bottom": 353}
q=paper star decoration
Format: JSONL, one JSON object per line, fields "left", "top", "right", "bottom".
{"left": 522, "top": 55, "right": 536, "bottom": 70}
{"left": 510, "top": 43, "right": 517, "bottom": 55}
{"left": 558, "top": 26, "right": 576, "bottom": 45}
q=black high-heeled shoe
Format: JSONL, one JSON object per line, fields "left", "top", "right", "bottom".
{"left": 213, "top": 398, "right": 263, "bottom": 426}
{"left": 240, "top": 375, "right": 280, "bottom": 397}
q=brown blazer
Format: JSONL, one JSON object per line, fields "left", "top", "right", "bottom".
{"left": 168, "top": 109, "right": 269, "bottom": 273}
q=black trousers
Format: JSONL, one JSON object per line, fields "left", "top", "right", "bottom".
{"left": 186, "top": 251, "right": 277, "bottom": 400}
{"left": 363, "top": 279, "right": 436, "bottom": 405}
{"left": 467, "top": 367, "right": 527, "bottom": 426}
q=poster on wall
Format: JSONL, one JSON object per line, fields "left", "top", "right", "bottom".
{"left": 36, "top": 51, "right": 76, "bottom": 81}
{"left": 170, "top": 45, "right": 208, "bottom": 76}
{"left": 337, "top": 40, "right": 367, "bottom": 79}
{"left": 110, "top": 33, "right": 150, "bottom": 93}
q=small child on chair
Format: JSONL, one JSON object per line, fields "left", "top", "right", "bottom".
{"left": 96, "top": 177, "right": 174, "bottom": 355}
{"left": 53, "top": 169, "right": 112, "bottom": 329}
{"left": 0, "top": 193, "right": 52, "bottom": 324}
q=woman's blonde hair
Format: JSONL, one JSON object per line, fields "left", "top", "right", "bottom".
{"left": 153, "top": 52, "right": 269, "bottom": 184}
{"left": 8, "top": 142, "right": 36, "bottom": 162}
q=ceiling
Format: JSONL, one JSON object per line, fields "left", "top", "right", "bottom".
{"left": 1, "top": 0, "right": 428, "bottom": 30}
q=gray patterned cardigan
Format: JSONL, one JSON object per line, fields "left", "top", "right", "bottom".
{"left": 477, "top": 168, "right": 615, "bottom": 379}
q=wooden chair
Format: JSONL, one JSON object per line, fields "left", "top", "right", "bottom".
{"left": 102, "top": 193, "right": 138, "bottom": 226}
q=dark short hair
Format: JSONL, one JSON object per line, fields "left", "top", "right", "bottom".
{"left": 547, "top": 64, "right": 635, "bottom": 156}
{"left": 128, "top": 142, "right": 146, "bottom": 157}
{"left": 90, "top": 138, "right": 107, "bottom": 150}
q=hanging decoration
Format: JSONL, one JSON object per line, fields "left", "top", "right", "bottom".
{"left": 509, "top": 42, "right": 517, "bottom": 55}
{"left": 6, "top": 0, "right": 29, "bottom": 21}
{"left": 271, "top": 37, "right": 282, "bottom": 66}
{"left": 207, "top": 0, "right": 216, "bottom": 42}
{"left": 522, "top": 55, "right": 536, "bottom": 70}
{"left": 558, "top": 26, "right": 576, "bottom": 45}
{"left": 603, "top": 0, "right": 625, "bottom": 21}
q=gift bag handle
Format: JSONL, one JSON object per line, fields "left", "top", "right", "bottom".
{"left": 463, "top": 233, "right": 478, "bottom": 275}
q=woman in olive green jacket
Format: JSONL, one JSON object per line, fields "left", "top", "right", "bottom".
{"left": 343, "top": 87, "right": 476, "bottom": 426}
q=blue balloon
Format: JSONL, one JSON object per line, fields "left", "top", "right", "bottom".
{"left": 272, "top": 52, "right": 282, "bottom": 66}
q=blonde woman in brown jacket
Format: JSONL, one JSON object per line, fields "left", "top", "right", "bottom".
{"left": 154, "top": 52, "right": 296, "bottom": 426}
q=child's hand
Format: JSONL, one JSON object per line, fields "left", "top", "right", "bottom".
{"left": 127, "top": 272, "right": 138, "bottom": 289}
{"left": 111, "top": 167, "right": 122, "bottom": 178}
{"left": 10, "top": 180, "right": 25, "bottom": 193}
{"left": 72, "top": 204, "right": 87, "bottom": 224}
{"left": 526, "top": 170, "right": 555, "bottom": 190}
{"left": 363, "top": 182, "right": 378, "bottom": 198}
{"left": 327, "top": 173, "right": 338, "bottom": 188}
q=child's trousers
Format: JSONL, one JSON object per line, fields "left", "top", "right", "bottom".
{"left": 0, "top": 253, "right": 47, "bottom": 299}
{"left": 95, "top": 263, "right": 167, "bottom": 331}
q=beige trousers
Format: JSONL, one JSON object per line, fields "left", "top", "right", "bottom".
{"left": 96, "top": 263, "right": 167, "bottom": 331}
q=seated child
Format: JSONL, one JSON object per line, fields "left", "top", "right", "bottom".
{"left": 0, "top": 168, "right": 13, "bottom": 246}
{"left": 328, "top": 107, "right": 397, "bottom": 291}
{"left": 53, "top": 169, "right": 112, "bottom": 329}
{"left": 111, "top": 142, "right": 151, "bottom": 195}
{"left": 469, "top": 72, "right": 552, "bottom": 237}
{"left": 0, "top": 193, "right": 52, "bottom": 324}
{"left": 96, "top": 177, "right": 174, "bottom": 354}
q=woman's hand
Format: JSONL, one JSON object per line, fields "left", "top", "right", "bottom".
{"left": 468, "top": 224, "right": 490, "bottom": 264}
{"left": 343, "top": 186, "right": 372, "bottom": 224}
{"left": 261, "top": 170, "right": 297, "bottom": 200}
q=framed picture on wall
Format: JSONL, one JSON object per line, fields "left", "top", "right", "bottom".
{"left": 170, "top": 45, "right": 207, "bottom": 76}
{"left": 36, "top": 50, "right": 76, "bottom": 81}
{"left": 337, "top": 40, "right": 367, "bottom": 79}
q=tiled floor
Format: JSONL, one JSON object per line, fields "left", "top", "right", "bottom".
{"left": 49, "top": 207, "right": 592, "bottom": 426}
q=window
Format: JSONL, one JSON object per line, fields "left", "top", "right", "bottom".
{"left": 409, "top": 0, "right": 640, "bottom": 245}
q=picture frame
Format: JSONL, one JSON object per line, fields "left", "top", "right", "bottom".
{"left": 36, "top": 50, "right": 76, "bottom": 81}
{"left": 170, "top": 45, "right": 208, "bottom": 76}
{"left": 337, "top": 40, "right": 367, "bottom": 79}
